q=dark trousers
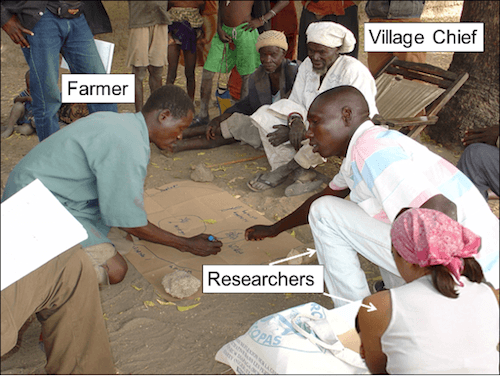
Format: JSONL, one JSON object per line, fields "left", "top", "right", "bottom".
{"left": 457, "top": 143, "right": 499, "bottom": 200}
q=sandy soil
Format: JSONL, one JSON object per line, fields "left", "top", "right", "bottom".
{"left": 1, "top": 1, "right": 497, "bottom": 374}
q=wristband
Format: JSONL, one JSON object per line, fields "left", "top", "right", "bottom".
{"left": 269, "top": 9, "right": 277, "bottom": 17}
{"left": 287, "top": 112, "right": 303, "bottom": 127}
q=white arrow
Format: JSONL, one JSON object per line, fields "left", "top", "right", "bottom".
{"left": 323, "top": 293, "right": 377, "bottom": 312}
{"left": 269, "top": 248, "right": 317, "bottom": 266}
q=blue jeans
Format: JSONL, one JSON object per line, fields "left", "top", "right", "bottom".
{"left": 22, "top": 10, "right": 117, "bottom": 141}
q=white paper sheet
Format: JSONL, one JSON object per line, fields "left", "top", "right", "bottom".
{"left": 1, "top": 179, "right": 88, "bottom": 290}
{"left": 61, "top": 39, "right": 115, "bottom": 74}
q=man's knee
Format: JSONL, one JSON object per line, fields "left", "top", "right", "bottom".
{"left": 133, "top": 67, "right": 147, "bottom": 82}
{"left": 148, "top": 65, "right": 163, "bottom": 79}
{"left": 201, "top": 69, "right": 215, "bottom": 81}
{"left": 458, "top": 143, "right": 488, "bottom": 172}
{"left": 104, "top": 253, "right": 128, "bottom": 284}
{"left": 12, "top": 101, "right": 26, "bottom": 114}
{"left": 309, "top": 195, "right": 333, "bottom": 220}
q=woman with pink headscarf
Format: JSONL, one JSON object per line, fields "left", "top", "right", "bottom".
{"left": 356, "top": 208, "right": 499, "bottom": 374}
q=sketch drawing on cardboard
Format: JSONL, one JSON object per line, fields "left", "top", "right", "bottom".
{"left": 124, "top": 181, "right": 304, "bottom": 301}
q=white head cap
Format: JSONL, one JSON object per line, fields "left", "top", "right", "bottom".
{"left": 306, "top": 22, "right": 356, "bottom": 53}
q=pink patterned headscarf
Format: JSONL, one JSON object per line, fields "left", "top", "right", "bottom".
{"left": 391, "top": 208, "right": 481, "bottom": 286}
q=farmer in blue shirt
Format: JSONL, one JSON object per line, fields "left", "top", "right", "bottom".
{"left": 2, "top": 85, "right": 223, "bottom": 285}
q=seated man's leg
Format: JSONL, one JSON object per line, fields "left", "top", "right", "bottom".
{"left": 83, "top": 242, "right": 128, "bottom": 285}
{"left": 1, "top": 246, "right": 114, "bottom": 374}
{"left": 308, "top": 196, "right": 404, "bottom": 307}
{"left": 1, "top": 102, "right": 25, "bottom": 139}
{"left": 247, "top": 106, "right": 298, "bottom": 191}
{"left": 166, "top": 135, "right": 235, "bottom": 153}
{"left": 457, "top": 143, "right": 500, "bottom": 200}
{"left": 61, "top": 15, "right": 117, "bottom": 114}
{"left": 251, "top": 105, "right": 296, "bottom": 171}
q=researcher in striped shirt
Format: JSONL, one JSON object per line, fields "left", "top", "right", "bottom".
{"left": 245, "top": 85, "right": 499, "bottom": 308}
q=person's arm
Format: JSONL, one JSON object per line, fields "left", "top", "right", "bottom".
{"left": 357, "top": 291, "right": 391, "bottom": 375}
{"left": 461, "top": 126, "right": 499, "bottom": 147}
{"left": 243, "top": 0, "right": 290, "bottom": 31}
{"left": 1, "top": 13, "right": 33, "bottom": 48}
{"left": 14, "top": 95, "right": 32, "bottom": 103}
{"left": 245, "top": 185, "right": 350, "bottom": 240}
{"left": 121, "top": 220, "right": 222, "bottom": 257}
{"left": 206, "top": 112, "right": 232, "bottom": 140}
{"left": 216, "top": 1, "right": 231, "bottom": 42}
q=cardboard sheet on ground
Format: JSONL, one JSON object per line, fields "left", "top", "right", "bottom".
{"left": 125, "top": 181, "right": 304, "bottom": 301}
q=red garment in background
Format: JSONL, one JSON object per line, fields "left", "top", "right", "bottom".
{"left": 302, "top": 0, "right": 355, "bottom": 16}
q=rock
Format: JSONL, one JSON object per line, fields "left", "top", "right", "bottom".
{"left": 162, "top": 271, "right": 201, "bottom": 299}
{"left": 190, "top": 163, "right": 214, "bottom": 182}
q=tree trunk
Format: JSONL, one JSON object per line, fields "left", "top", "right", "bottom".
{"left": 426, "top": 0, "right": 499, "bottom": 148}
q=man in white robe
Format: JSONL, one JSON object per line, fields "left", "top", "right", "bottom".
{"left": 247, "top": 22, "right": 378, "bottom": 196}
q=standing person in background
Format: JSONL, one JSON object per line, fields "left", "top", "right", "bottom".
{"left": 365, "top": 0, "right": 426, "bottom": 75}
{"left": 1, "top": 0, "right": 117, "bottom": 142}
{"left": 126, "top": 1, "right": 171, "bottom": 112}
{"left": 192, "top": 0, "right": 289, "bottom": 128}
{"left": 297, "top": 1, "right": 360, "bottom": 61}
{"left": 166, "top": 1, "right": 206, "bottom": 102}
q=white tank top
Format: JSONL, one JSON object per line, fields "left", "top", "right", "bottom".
{"left": 381, "top": 275, "right": 499, "bottom": 374}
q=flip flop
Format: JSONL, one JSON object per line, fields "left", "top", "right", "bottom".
{"left": 247, "top": 172, "right": 287, "bottom": 192}
{"left": 284, "top": 180, "right": 323, "bottom": 197}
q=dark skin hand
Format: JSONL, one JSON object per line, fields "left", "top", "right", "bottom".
{"left": 245, "top": 186, "right": 350, "bottom": 240}
{"left": 241, "top": 0, "right": 290, "bottom": 31}
{"left": 461, "top": 126, "right": 499, "bottom": 146}
{"left": 289, "top": 118, "right": 307, "bottom": 151}
{"left": 242, "top": 17, "right": 265, "bottom": 32}
{"left": 122, "top": 221, "right": 222, "bottom": 257}
{"left": 267, "top": 124, "right": 289, "bottom": 146}
{"left": 206, "top": 112, "right": 231, "bottom": 140}
{"left": 2, "top": 15, "right": 33, "bottom": 48}
{"left": 14, "top": 95, "right": 32, "bottom": 103}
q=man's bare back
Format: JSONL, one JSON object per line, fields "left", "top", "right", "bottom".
{"left": 220, "top": 0, "right": 254, "bottom": 27}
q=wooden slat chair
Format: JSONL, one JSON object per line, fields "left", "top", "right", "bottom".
{"left": 373, "top": 57, "right": 469, "bottom": 139}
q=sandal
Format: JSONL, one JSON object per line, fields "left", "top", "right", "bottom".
{"left": 247, "top": 172, "right": 287, "bottom": 192}
{"left": 284, "top": 180, "right": 323, "bottom": 197}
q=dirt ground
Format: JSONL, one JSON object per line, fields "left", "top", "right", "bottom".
{"left": 1, "top": 1, "right": 498, "bottom": 374}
